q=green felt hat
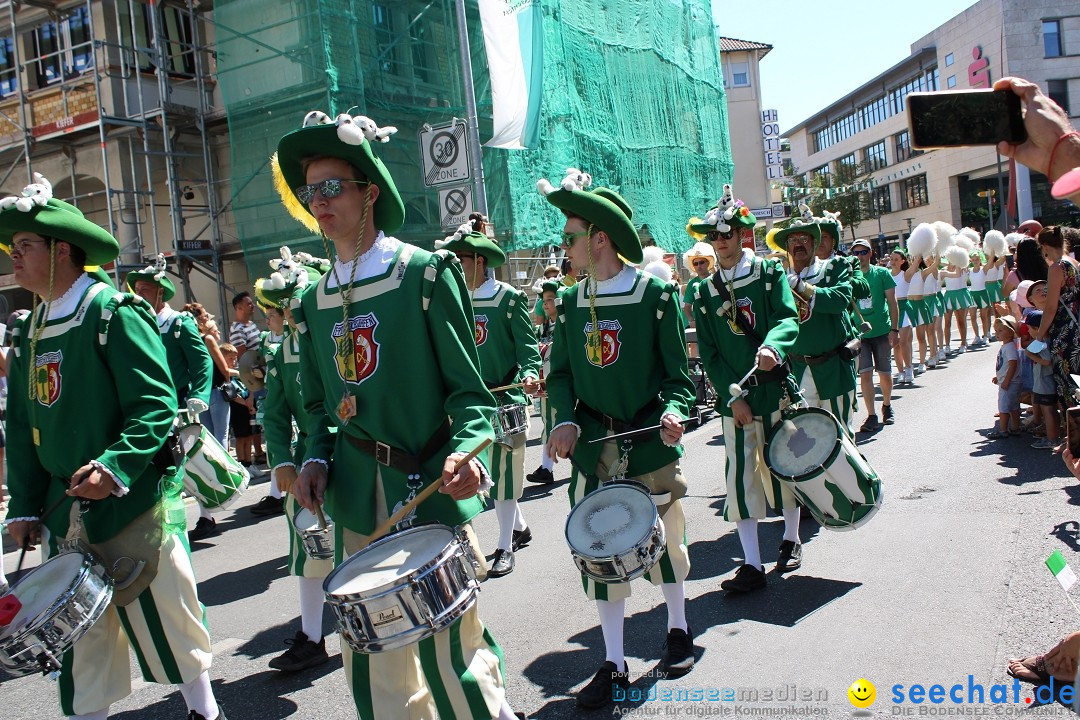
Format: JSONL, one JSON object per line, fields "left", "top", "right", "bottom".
{"left": 274, "top": 111, "right": 405, "bottom": 235}
{"left": 125, "top": 254, "right": 175, "bottom": 301}
{"left": 0, "top": 174, "right": 119, "bottom": 266}
{"left": 770, "top": 202, "right": 821, "bottom": 253}
{"left": 539, "top": 172, "right": 642, "bottom": 263}
{"left": 436, "top": 226, "right": 506, "bottom": 268}
{"left": 255, "top": 247, "right": 324, "bottom": 308}
{"left": 816, "top": 209, "right": 843, "bottom": 242}
{"left": 689, "top": 184, "right": 757, "bottom": 234}
{"left": 540, "top": 279, "right": 561, "bottom": 295}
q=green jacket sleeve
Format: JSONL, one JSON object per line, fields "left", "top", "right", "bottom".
{"left": 514, "top": 289, "right": 542, "bottom": 380}
{"left": 810, "top": 258, "right": 854, "bottom": 314}
{"left": 426, "top": 256, "right": 497, "bottom": 468}
{"left": 5, "top": 319, "right": 51, "bottom": 519}
{"left": 657, "top": 282, "right": 695, "bottom": 420}
{"left": 761, "top": 261, "right": 801, "bottom": 360}
{"left": 295, "top": 294, "right": 335, "bottom": 465}
{"left": 97, "top": 299, "right": 178, "bottom": 488}
{"left": 547, "top": 290, "right": 577, "bottom": 429}
{"left": 179, "top": 313, "right": 212, "bottom": 406}
{"left": 263, "top": 347, "right": 292, "bottom": 469}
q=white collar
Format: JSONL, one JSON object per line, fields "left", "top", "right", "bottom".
{"left": 157, "top": 304, "right": 176, "bottom": 327}
{"left": 715, "top": 249, "right": 755, "bottom": 282}
{"left": 591, "top": 264, "right": 636, "bottom": 295}
{"left": 326, "top": 231, "right": 401, "bottom": 288}
{"left": 797, "top": 257, "right": 822, "bottom": 280}
{"left": 37, "top": 272, "right": 93, "bottom": 321}
{"left": 472, "top": 275, "right": 498, "bottom": 299}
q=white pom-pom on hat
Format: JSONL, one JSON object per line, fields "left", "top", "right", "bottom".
{"left": 537, "top": 178, "right": 556, "bottom": 196}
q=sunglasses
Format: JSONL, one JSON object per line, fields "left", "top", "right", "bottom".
{"left": 9, "top": 238, "right": 48, "bottom": 256}
{"left": 852, "top": 248, "right": 870, "bottom": 256}
{"left": 294, "top": 178, "right": 370, "bottom": 204}
{"left": 706, "top": 230, "right": 735, "bottom": 241}
{"left": 692, "top": 259, "right": 709, "bottom": 267}
{"left": 561, "top": 226, "right": 595, "bottom": 248}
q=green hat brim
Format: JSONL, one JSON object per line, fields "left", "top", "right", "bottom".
{"left": 442, "top": 232, "right": 506, "bottom": 268}
{"left": 540, "top": 279, "right": 561, "bottom": 295}
{"left": 689, "top": 214, "right": 757, "bottom": 235}
{"left": 257, "top": 265, "right": 322, "bottom": 308}
{"left": 276, "top": 124, "right": 405, "bottom": 234}
{"left": 773, "top": 222, "right": 821, "bottom": 253}
{"left": 545, "top": 187, "right": 642, "bottom": 263}
{"left": 0, "top": 198, "right": 119, "bottom": 266}
{"left": 126, "top": 270, "right": 176, "bottom": 301}
{"left": 817, "top": 221, "right": 841, "bottom": 242}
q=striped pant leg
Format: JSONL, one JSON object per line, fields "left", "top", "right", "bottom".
{"left": 722, "top": 411, "right": 796, "bottom": 521}
{"left": 639, "top": 461, "right": 691, "bottom": 587}
{"left": 338, "top": 527, "right": 506, "bottom": 720}
{"left": 490, "top": 431, "right": 526, "bottom": 501}
{"left": 286, "top": 494, "right": 334, "bottom": 578}
{"left": 56, "top": 533, "right": 212, "bottom": 716}
{"left": 800, "top": 366, "right": 855, "bottom": 437}
{"left": 567, "top": 457, "right": 631, "bottom": 602}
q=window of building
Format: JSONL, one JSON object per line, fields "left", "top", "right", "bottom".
{"left": 1047, "top": 79, "right": 1070, "bottom": 116}
{"left": 837, "top": 152, "right": 857, "bottom": 176}
{"left": 899, "top": 174, "right": 929, "bottom": 209}
{"left": 1044, "top": 20, "right": 1063, "bottom": 58}
{"left": 945, "top": 52, "right": 954, "bottom": 67}
{"left": 812, "top": 126, "right": 831, "bottom": 154}
{"left": 872, "top": 185, "right": 892, "bottom": 215}
{"left": 947, "top": 75, "right": 957, "bottom": 88}
{"left": 862, "top": 140, "right": 888, "bottom": 172}
{"left": 895, "top": 130, "right": 916, "bottom": 163}
{"left": 32, "top": 6, "right": 92, "bottom": 87}
{"left": 812, "top": 163, "right": 831, "bottom": 182}
{"left": 730, "top": 62, "right": 749, "bottom": 87}
{"left": 372, "top": 4, "right": 396, "bottom": 74}
{"left": 410, "top": 19, "right": 435, "bottom": 84}
{"left": 116, "top": 2, "right": 197, "bottom": 76}
{"left": 0, "top": 36, "right": 16, "bottom": 97}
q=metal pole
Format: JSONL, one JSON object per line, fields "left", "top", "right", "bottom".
{"left": 987, "top": 192, "right": 993, "bottom": 230}
{"left": 453, "top": 0, "right": 488, "bottom": 216}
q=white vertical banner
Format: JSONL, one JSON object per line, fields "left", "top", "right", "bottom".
{"left": 478, "top": 0, "right": 543, "bottom": 149}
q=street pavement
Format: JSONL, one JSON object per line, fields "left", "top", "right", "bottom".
{"left": 4, "top": 339, "right": 1080, "bottom": 719}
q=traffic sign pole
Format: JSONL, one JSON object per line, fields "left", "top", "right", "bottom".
{"left": 454, "top": 0, "right": 488, "bottom": 217}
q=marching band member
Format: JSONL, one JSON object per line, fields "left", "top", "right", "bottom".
{"left": 690, "top": 190, "right": 803, "bottom": 588}
{"left": 541, "top": 169, "right": 696, "bottom": 709}
{"left": 254, "top": 249, "right": 333, "bottom": 673}
{"left": 274, "top": 110, "right": 522, "bottom": 720}
{"left": 526, "top": 279, "right": 561, "bottom": 486}
{"left": 771, "top": 211, "right": 859, "bottom": 435}
{"left": 440, "top": 219, "right": 542, "bottom": 578}
{"left": 1, "top": 175, "right": 224, "bottom": 720}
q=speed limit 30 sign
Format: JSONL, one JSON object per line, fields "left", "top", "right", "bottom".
{"left": 419, "top": 120, "right": 472, "bottom": 187}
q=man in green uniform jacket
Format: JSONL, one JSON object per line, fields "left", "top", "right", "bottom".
{"left": 274, "top": 110, "right": 522, "bottom": 720}
{"left": 690, "top": 186, "right": 805, "bottom": 591}
{"left": 2, "top": 174, "right": 224, "bottom": 720}
{"left": 441, "top": 219, "right": 541, "bottom": 578}
{"left": 541, "top": 169, "right": 696, "bottom": 710}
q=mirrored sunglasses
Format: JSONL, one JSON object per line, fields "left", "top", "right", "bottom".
{"left": 294, "top": 178, "right": 370, "bottom": 204}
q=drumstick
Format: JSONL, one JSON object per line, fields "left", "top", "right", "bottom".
{"left": 352, "top": 438, "right": 493, "bottom": 553}
{"left": 488, "top": 379, "right": 546, "bottom": 393}
{"left": 12, "top": 494, "right": 73, "bottom": 577}
{"left": 315, "top": 505, "right": 329, "bottom": 532}
{"left": 849, "top": 301, "right": 873, "bottom": 334}
{"left": 585, "top": 419, "right": 683, "bottom": 444}
{"left": 727, "top": 361, "right": 759, "bottom": 407}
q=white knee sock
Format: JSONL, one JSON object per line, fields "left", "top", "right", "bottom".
{"left": 735, "top": 518, "right": 762, "bottom": 570}
{"left": 541, "top": 443, "right": 554, "bottom": 470}
{"left": 496, "top": 699, "right": 521, "bottom": 720}
{"left": 198, "top": 504, "right": 213, "bottom": 521}
{"left": 70, "top": 709, "right": 109, "bottom": 720}
{"left": 494, "top": 500, "right": 517, "bottom": 551}
{"left": 298, "top": 576, "right": 325, "bottom": 642}
{"left": 782, "top": 508, "right": 801, "bottom": 543}
{"left": 513, "top": 503, "right": 527, "bottom": 532}
{"left": 661, "top": 582, "right": 688, "bottom": 632}
{"left": 178, "top": 671, "right": 217, "bottom": 720}
{"left": 268, "top": 474, "right": 283, "bottom": 499}
{"left": 596, "top": 598, "right": 626, "bottom": 668}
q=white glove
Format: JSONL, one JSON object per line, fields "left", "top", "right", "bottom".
{"left": 186, "top": 398, "right": 209, "bottom": 416}
{"left": 787, "top": 273, "right": 809, "bottom": 296}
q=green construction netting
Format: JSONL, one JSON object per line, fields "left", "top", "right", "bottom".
{"left": 215, "top": 0, "right": 732, "bottom": 279}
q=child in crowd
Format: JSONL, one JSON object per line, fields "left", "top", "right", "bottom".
{"left": 1022, "top": 310, "right": 1062, "bottom": 451}
{"left": 222, "top": 342, "right": 255, "bottom": 464}
{"left": 990, "top": 316, "right": 1021, "bottom": 439}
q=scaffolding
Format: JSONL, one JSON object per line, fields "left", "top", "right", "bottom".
{"left": 0, "top": 0, "right": 230, "bottom": 313}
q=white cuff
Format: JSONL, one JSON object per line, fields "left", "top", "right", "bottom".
{"left": 301, "top": 458, "right": 329, "bottom": 471}
{"left": 660, "top": 412, "right": 685, "bottom": 448}
{"left": 186, "top": 398, "right": 209, "bottom": 415}
{"left": 551, "top": 421, "right": 581, "bottom": 437}
{"left": 4, "top": 516, "right": 39, "bottom": 526}
{"left": 475, "top": 459, "right": 493, "bottom": 494}
{"left": 92, "top": 460, "right": 129, "bottom": 497}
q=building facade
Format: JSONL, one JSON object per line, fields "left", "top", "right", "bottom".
{"left": 784, "top": 0, "right": 1080, "bottom": 251}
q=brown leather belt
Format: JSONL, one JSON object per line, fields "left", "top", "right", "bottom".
{"left": 344, "top": 420, "right": 452, "bottom": 477}
{"left": 576, "top": 396, "right": 662, "bottom": 435}
{"left": 792, "top": 346, "right": 843, "bottom": 366}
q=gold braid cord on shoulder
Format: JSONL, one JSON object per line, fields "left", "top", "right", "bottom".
{"left": 321, "top": 186, "right": 371, "bottom": 385}
{"left": 27, "top": 243, "right": 57, "bottom": 435}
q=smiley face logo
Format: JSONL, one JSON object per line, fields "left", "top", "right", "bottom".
{"left": 848, "top": 678, "right": 876, "bottom": 708}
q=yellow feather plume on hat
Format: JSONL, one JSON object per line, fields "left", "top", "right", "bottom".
{"left": 765, "top": 227, "right": 784, "bottom": 254}
{"left": 271, "top": 152, "right": 321, "bottom": 235}
{"left": 686, "top": 218, "right": 706, "bottom": 241}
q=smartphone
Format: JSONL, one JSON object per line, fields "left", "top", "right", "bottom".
{"left": 1068, "top": 407, "right": 1080, "bottom": 458}
{"left": 1027, "top": 339, "right": 1047, "bottom": 353}
{"left": 907, "top": 89, "right": 1027, "bottom": 149}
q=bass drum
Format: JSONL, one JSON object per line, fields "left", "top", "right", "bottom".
{"left": 764, "top": 407, "right": 882, "bottom": 531}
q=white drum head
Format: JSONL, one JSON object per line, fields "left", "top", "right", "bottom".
{"left": 567, "top": 485, "right": 655, "bottom": 558}
{"left": 294, "top": 507, "right": 330, "bottom": 532}
{"left": 326, "top": 526, "right": 453, "bottom": 596}
{"left": 768, "top": 411, "right": 838, "bottom": 477}
{"left": 2, "top": 553, "right": 83, "bottom": 634}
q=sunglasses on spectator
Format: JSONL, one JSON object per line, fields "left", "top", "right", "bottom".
{"left": 852, "top": 248, "right": 870, "bottom": 256}
{"left": 692, "top": 259, "right": 709, "bottom": 266}
{"left": 294, "top": 178, "right": 370, "bottom": 204}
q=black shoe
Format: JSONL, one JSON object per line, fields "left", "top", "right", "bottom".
{"left": 187, "top": 517, "right": 219, "bottom": 542}
{"left": 776, "top": 540, "right": 802, "bottom": 573}
{"left": 720, "top": 564, "right": 766, "bottom": 593}
{"left": 577, "top": 660, "right": 630, "bottom": 709}
{"left": 512, "top": 526, "right": 532, "bottom": 552}
{"left": 489, "top": 548, "right": 515, "bottom": 577}
{"left": 269, "top": 630, "right": 329, "bottom": 672}
{"left": 188, "top": 705, "right": 227, "bottom": 720}
{"left": 249, "top": 495, "right": 285, "bottom": 517}
{"left": 882, "top": 404, "right": 894, "bottom": 424}
{"left": 660, "top": 626, "right": 695, "bottom": 677}
{"left": 526, "top": 466, "right": 555, "bottom": 484}
{"left": 859, "top": 414, "right": 879, "bottom": 432}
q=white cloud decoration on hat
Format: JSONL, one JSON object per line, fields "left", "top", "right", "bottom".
{"left": 0, "top": 172, "right": 53, "bottom": 212}
{"left": 300, "top": 110, "right": 397, "bottom": 146}
{"left": 701, "top": 184, "right": 737, "bottom": 232}
{"left": 537, "top": 167, "right": 592, "bottom": 196}
{"left": 136, "top": 253, "right": 168, "bottom": 281}
{"left": 434, "top": 221, "right": 473, "bottom": 250}
{"left": 264, "top": 246, "right": 309, "bottom": 291}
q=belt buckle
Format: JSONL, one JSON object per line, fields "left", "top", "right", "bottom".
{"left": 746, "top": 375, "right": 760, "bottom": 387}
{"left": 605, "top": 416, "right": 617, "bottom": 432}
{"left": 375, "top": 441, "right": 392, "bottom": 466}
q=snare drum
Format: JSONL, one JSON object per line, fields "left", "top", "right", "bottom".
{"left": 565, "top": 483, "right": 666, "bottom": 583}
{"left": 493, "top": 404, "right": 528, "bottom": 446}
{"left": 323, "top": 524, "right": 479, "bottom": 654}
{"left": 293, "top": 506, "right": 334, "bottom": 560}
{"left": 764, "top": 407, "right": 882, "bottom": 531}
{"left": 179, "top": 423, "right": 250, "bottom": 511}
{"left": 0, "top": 551, "right": 113, "bottom": 676}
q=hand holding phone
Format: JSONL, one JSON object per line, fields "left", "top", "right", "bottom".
{"left": 907, "top": 89, "right": 1026, "bottom": 150}
{"left": 1027, "top": 339, "right": 1047, "bottom": 353}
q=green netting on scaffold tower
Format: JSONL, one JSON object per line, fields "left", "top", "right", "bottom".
{"left": 215, "top": 0, "right": 732, "bottom": 279}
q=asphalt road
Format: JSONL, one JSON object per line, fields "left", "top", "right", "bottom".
{"left": 4, "top": 340, "right": 1080, "bottom": 719}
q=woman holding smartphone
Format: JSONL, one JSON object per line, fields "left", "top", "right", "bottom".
{"left": 1033, "top": 226, "right": 1080, "bottom": 406}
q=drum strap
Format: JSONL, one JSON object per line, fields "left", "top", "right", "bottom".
{"left": 485, "top": 364, "right": 520, "bottom": 391}
{"left": 576, "top": 396, "right": 662, "bottom": 435}
{"left": 345, "top": 420, "right": 452, "bottom": 478}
